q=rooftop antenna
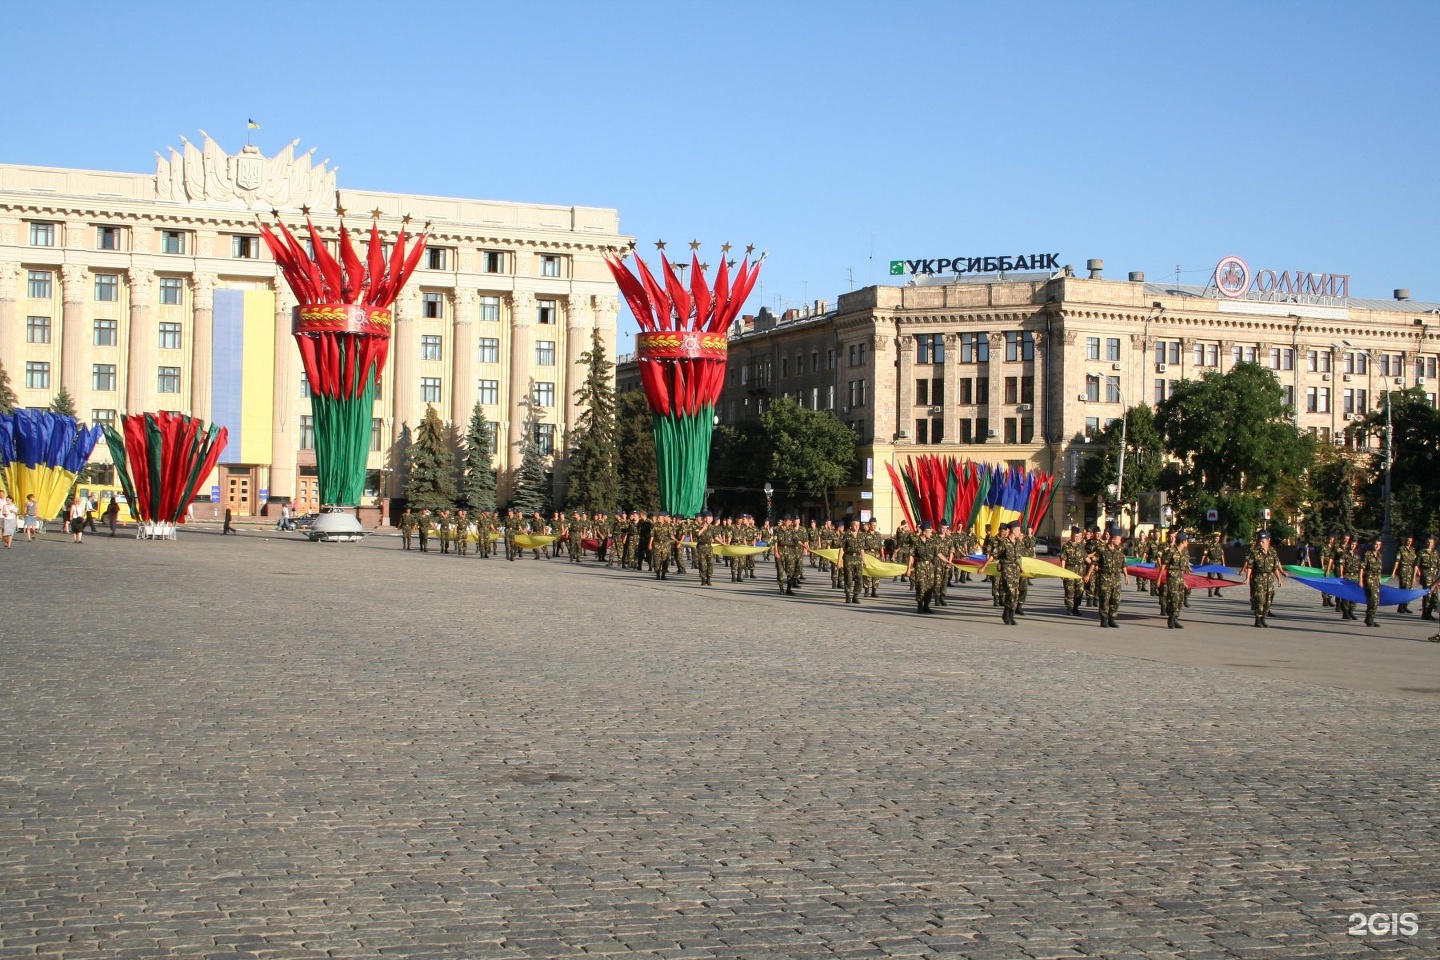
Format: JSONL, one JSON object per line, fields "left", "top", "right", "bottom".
{"left": 846, "top": 268, "right": 856, "bottom": 291}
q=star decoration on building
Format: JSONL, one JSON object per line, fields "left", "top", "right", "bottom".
{"left": 721, "top": 242, "right": 733, "bottom": 254}
{"left": 370, "top": 207, "right": 384, "bottom": 218}
{"left": 402, "top": 214, "right": 413, "bottom": 224}
{"left": 336, "top": 205, "right": 347, "bottom": 217}
{"left": 655, "top": 239, "right": 667, "bottom": 250}
{"left": 300, "top": 205, "right": 311, "bottom": 215}
{"left": 269, "top": 208, "right": 280, "bottom": 219}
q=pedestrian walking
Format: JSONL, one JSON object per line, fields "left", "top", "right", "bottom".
{"left": 0, "top": 493, "right": 17, "bottom": 548}
{"left": 22, "top": 493, "right": 39, "bottom": 541}
{"left": 222, "top": 507, "right": 236, "bottom": 535}
{"left": 68, "top": 496, "right": 87, "bottom": 543}
{"left": 105, "top": 497, "right": 120, "bottom": 536}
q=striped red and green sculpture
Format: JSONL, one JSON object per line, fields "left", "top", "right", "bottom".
{"left": 259, "top": 212, "right": 428, "bottom": 509}
{"left": 606, "top": 244, "right": 762, "bottom": 516}
{"left": 103, "top": 412, "right": 228, "bottom": 528}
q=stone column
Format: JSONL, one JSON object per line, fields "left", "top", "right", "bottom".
{"left": 190, "top": 275, "right": 215, "bottom": 422}
{"left": 986, "top": 331, "right": 1006, "bottom": 443}
{"left": 594, "top": 295, "right": 620, "bottom": 370}
{"left": 271, "top": 288, "right": 299, "bottom": 500}
{"left": 391, "top": 290, "right": 419, "bottom": 432}
{"left": 59, "top": 264, "right": 88, "bottom": 399}
{"left": 1030, "top": 330, "right": 1046, "bottom": 444}
{"left": 565, "top": 295, "right": 592, "bottom": 438}
{"left": 942, "top": 332, "right": 959, "bottom": 444}
{"left": 126, "top": 270, "right": 154, "bottom": 415}
{"left": 450, "top": 289, "right": 477, "bottom": 428}
{"left": 0, "top": 264, "right": 19, "bottom": 373}
{"left": 896, "top": 334, "right": 915, "bottom": 441}
{"left": 507, "top": 291, "right": 535, "bottom": 477}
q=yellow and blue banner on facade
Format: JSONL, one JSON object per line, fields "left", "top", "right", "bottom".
{"left": 210, "top": 289, "right": 275, "bottom": 463}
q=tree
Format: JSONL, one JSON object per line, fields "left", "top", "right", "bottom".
{"left": 564, "top": 327, "right": 619, "bottom": 514}
{"left": 707, "top": 418, "right": 769, "bottom": 518}
{"left": 403, "top": 405, "right": 457, "bottom": 510}
{"left": 1074, "top": 404, "right": 1165, "bottom": 517}
{"left": 458, "top": 402, "right": 497, "bottom": 512}
{"left": 0, "top": 360, "right": 16, "bottom": 414}
{"left": 760, "top": 396, "right": 857, "bottom": 514}
{"left": 1155, "top": 362, "right": 1315, "bottom": 538}
{"left": 509, "top": 397, "right": 551, "bottom": 514}
{"left": 1354, "top": 386, "right": 1440, "bottom": 536}
{"left": 50, "top": 385, "right": 77, "bottom": 418}
{"left": 615, "top": 389, "right": 660, "bottom": 512}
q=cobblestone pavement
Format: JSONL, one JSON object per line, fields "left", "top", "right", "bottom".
{"left": 2, "top": 529, "right": 1437, "bottom": 959}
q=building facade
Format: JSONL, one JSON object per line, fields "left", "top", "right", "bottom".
{"left": 636, "top": 264, "right": 1438, "bottom": 534}
{"left": 0, "top": 135, "right": 631, "bottom": 517}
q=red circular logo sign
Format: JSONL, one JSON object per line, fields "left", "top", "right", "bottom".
{"left": 1214, "top": 255, "right": 1251, "bottom": 299}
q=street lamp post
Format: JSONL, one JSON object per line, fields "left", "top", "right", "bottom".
{"left": 763, "top": 481, "right": 774, "bottom": 524}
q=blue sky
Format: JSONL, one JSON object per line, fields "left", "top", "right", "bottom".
{"left": 4, "top": 1, "right": 1437, "bottom": 349}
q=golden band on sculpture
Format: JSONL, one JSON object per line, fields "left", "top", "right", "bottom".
{"left": 293, "top": 303, "right": 393, "bottom": 337}
{"left": 635, "top": 330, "right": 728, "bottom": 360}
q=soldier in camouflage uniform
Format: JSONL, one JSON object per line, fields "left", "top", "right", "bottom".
{"left": 417, "top": 509, "right": 433, "bottom": 553}
{"left": 398, "top": 508, "right": 417, "bottom": 551}
{"left": 892, "top": 525, "right": 914, "bottom": 583}
{"left": 1082, "top": 527, "right": 1101, "bottom": 607}
{"left": 837, "top": 517, "right": 865, "bottom": 604}
{"left": 1159, "top": 531, "right": 1192, "bottom": 628}
{"left": 907, "top": 521, "right": 942, "bottom": 614}
{"left": 502, "top": 508, "right": 519, "bottom": 560}
{"left": 648, "top": 512, "right": 675, "bottom": 580}
{"left": 1359, "top": 535, "right": 1385, "bottom": 628}
{"left": 1418, "top": 535, "right": 1439, "bottom": 622}
{"left": 1085, "top": 529, "right": 1129, "bottom": 628}
{"left": 775, "top": 515, "right": 806, "bottom": 595}
{"left": 1016, "top": 527, "right": 1037, "bottom": 615}
{"left": 1335, "top": 539, "right": 1360, "bottom": 621}
{"left": 454, "top": 509, "right": 470, "bottom": 557}
{"left": 1240, "top": 530, "right": 1284, "bottom": 627}
{"left": 693, "top": 512, "right": 717, "bottom": 585}
{"left": 567, "top": 512, "right": 584, "bottom": 563}
{"left": 987, "top": 522, "right": 1024, "bottom": 626}
{"left": 1318, "top": 535, "right": 1337, "bottom": 607}
{"left": 862, "top": 518, "right": 885, "bottom": 598}
{"left": 1060, "top": 526, "right": 1087, "bottom": 616}
{"left": 1391, "top": 535, "right": 1417, "bottom": 613}
{"left": 435, "top": 509, "right": 451, "bottom": 555}
{"left": 1201, "top": 532, "right": 1227, "bottom": 598}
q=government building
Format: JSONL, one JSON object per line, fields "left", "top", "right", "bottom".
{"left": 621, "top": 258, "right": 1438, "bottom": 535}
{"left": 0, "top": 134, "right": 631, "bottom": 518}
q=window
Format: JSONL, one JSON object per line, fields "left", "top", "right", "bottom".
{"left": 961, "top": 332, "right": 990, "bottom": 363}
{"left": 795, "top": 353, "right": 804, "bottom": 375}
{"left": 94, "top": 273, "right": 119, "bottom": 302}
{"left": 781, "top": 357, "right": 789, "bottom": 378}
{"left": 916, "top": 379, "right": 929, "bottom": 406}
{"left": 421, "top": 334, "right": 443, "bottom": 361}
{"left": 25, "top": 361, "right": 50, "bottom": 389}
{"left": 826, "top": 384, "right": 835, "bottom": 410}
{"left": 477, "top": 379, "right": 499, "bottom": 405}
{"left": 1106, "top": 337, "right": 1121, "bottom": 362}
{"left": 1086, "top": 337, "right": 1101, "bottom": 361}
{"left": 915, "top": 419, "right": 928, "bottom": 444}
{"left": 1004, "top": 377, "right": 1018, "bottom": 404}
{"left": 94, "top": 319, "right": 118, "bottom": 346}
{"left": 1381, "top": 353, "right": 1404, "bottom": 377}
{"left": 848, "top": 341, "right": 867, "bottom": 366}
{"left": 159, "top": 277, "right": 184, "bottom": 305}
{"left": 482, "top": 251, "right": 506, "bottom": 274}
{"left": 976, "top": 376, "right": 990, "bottom": 404}
{"left": 161, "top": 230, "right": 186, "bottom": 254}
{"left": 1085, "top": 375, "right": 1101, "bottom": 403}
{"left": 371, "top": 418, "right": 384, "bottom": 452}
{"left": 92, "top": 364, "right": 117, "bottom": 391}
{"left": 422, "top": 292, "right": 444, "bottom": 319}
{"left": 540, "top": 255, "right": 561, "bottom": 278}
{"left": 960, "top": 420, "right": 974, "bottom": 443}
{"left": 1281, "top": 348, "right": 1294, "bottom": 371}
{"left": 231, "top": 235, "right": 259, "bottom": 259}
{"left": 159, "top": 322, "right": 182, "bottom": 350}
{"left": 1307, "top": 386, "right": 1331, "bottom": 413}
{"left": 421, "top": 377, "right": 442, "bottom": 403}
{"left": 1155, "top": 379, "right": 1169, "bottom": 405}
{"left": 827, "top": 349, "right": 835, "bottom": 370}
{"left": 301, "top": 373, "right": 311, "bottom": 399}
{"left": 1418, "top": 356, "right": 1437, "bottom": 381}
{"left": 26, "top": 316, "right": 51, "bottom": 343}
{"left": 533, "top": 381, "right": 555, "bottom": 407}
{"left": 27, "top": 270, "right": 52, "bottom": 299}
{"left": 534, "top": 422, "right": 555, "bottom": 456}
{"left": 1085, "top": 417, "right": 1100, "bottom": 439}
{"left": 847, "top": 378, "right": 867, "bottom": 408}
{"left": 478, "top": 337, "right": 500, "bottom": 364}
{"left": 959, "top": 378, "right": 974, "bottom": 405}
{"left": 1105, "top": 375, "right": 1121, "bottom": 404}
{"left": 92, "top": 409, "right": 117, "bottom": 430}
{"left": 1020, "top": 375, "right": 1033, "bottom": 405}
{"left": 96, "top": 226, "right": 121, "bottom": 250}
{"left": 811, "top": 351, "right": 819, "bottom": 373}
{"left": 157, "top": 366, "right": 181, "bottom": 393}
{"left": 932, "top": 379, "right": 945, "bottom": 405}
{"left": 484, "top": 421, "right": 499, "bottom": 451}
{"left": 300, "top": 415, "right": 315, "bottom": 449}
{"left": 1005, "top": 331, "right": 1034, "bottom": 362}
{"left": 916, "top": 333, "right": 944, "bottom": 364}
{"left": 535, "top": 340, "right": 555, "bottom": 365}
{"left": 478, "top": 295, "right": 500, "bottom": 321}
{"left": 29, "top": 222, "right": 56, "bottom": 246}
{"left": 1282, "top": 384, "right": 1295, "bottom": 410}
{"left": 425, "top": 248, "right": 449, "bottom": 270}
{"left": 537, "top": 299, "right": 556, "bottom": 324}
{"left": 1268, "top": 348, "right": 1281, "bottom": 370}
{"left": 1004, "top": 418, "right": 1018, "bottom": 444}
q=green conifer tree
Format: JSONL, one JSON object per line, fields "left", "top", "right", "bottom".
{"left": 616, "top": 389, "right": 661, "bottom": 513}
{"left": 564, "top": 327, "right": 619, "bottom": 514}
{"left": 459, "top": 401, "right": 497, "bottom": 511}
{"left": 50, "top": 384, "right": 77, "bottom": 418}
{"left": 0, "top": 360, "right": 16, "bottom": 414}
{"left": 403, "top": 405, "right": 457, "bottom": 510}
{"left": 509, "top": 397, "right": 551, "bottom": 514}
